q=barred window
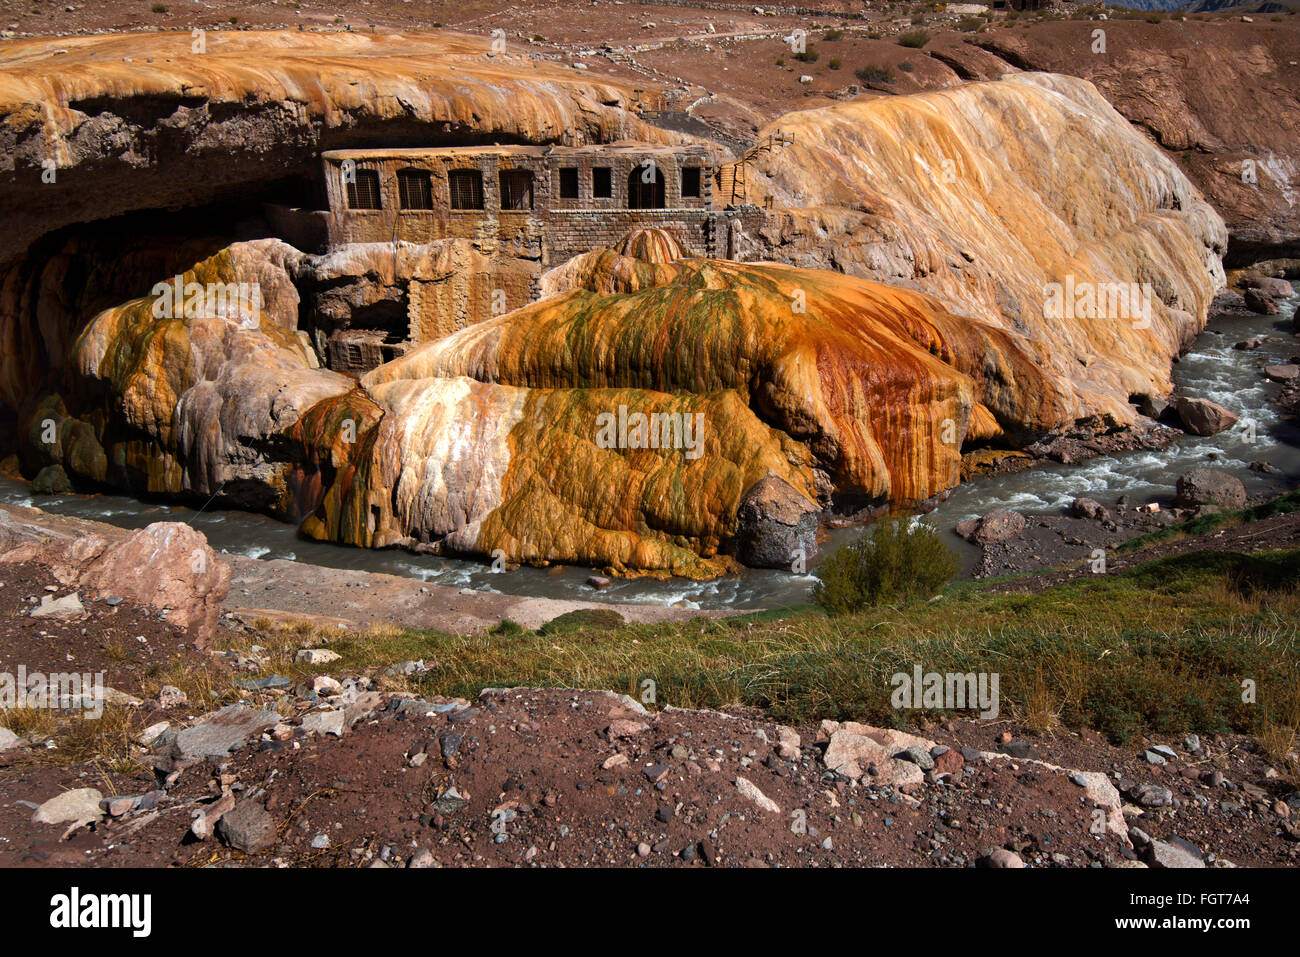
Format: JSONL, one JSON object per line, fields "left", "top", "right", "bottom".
{"left": 346, "top": 169, "right": 382, "bottom": 210}
{"left": 448, "top": 169, "right": 484, "bottom": 210}
{"left": 499, "top": 169, "right": 534, "bottom": 210}
{"left": 592, "top": 166, "right": 612, "bottom": 199}
{"left": 397, "top": 168, "right": 434, "bottom": 210}
{"left": 559, "top": 167, "right": 579, "bottom": 200}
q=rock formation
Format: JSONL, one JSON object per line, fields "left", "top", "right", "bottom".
{"left": 721, "top": 73, "right": 1226, "bottom": 424}
{"left": 0, "top": 31, "right": 1240, "bottom": 577}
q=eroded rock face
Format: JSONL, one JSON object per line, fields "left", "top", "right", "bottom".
{"left": 723, "top": 73, "right": 1226, "bottom": 424}
{"left": 959, "top": 21, "right": 1300, "bottom": 262}
{"left": 27, "top": 239, "right": 353, "bottom": 514}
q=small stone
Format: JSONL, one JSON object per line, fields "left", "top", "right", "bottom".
{"left": 300, "top": 710, "right": 346, "bottom": 737}
{"left": 1144, "top": 750, "right": 1168, "bottom": 766}
{"left": 310, "top": 833, "right": 331, "bottom": 850}
{"left": 776, "top": 725, "right": 801, "bottom": 759}
{"left": 977, "top": 847, "right": 1024, "bottom": 868}
{"left": 158, "top": 686, "right": 187, "bottom": 709}
{"left": 1131, "top": 783, "right": 1173, "bottom": 808}
{"left": 295, "top": 648, "right": 341, "bottom": 665}
{"left": 312, "top": 676, "right": 344, "bottom": 696}
{"left": 32, "top": 788, "right": 104, "bottom": 825}
{"left": 735, "top": 775, "right": 781, "bottom": 814}
{"left": 0, "top": 727, "right": 21, "bottom": 751}
{"left": 30, "top": 593, "right": 85, "bottom": 619}
{"left": 899, "top": 744, "right": 935, "bottom": 770}
{"left": 408, "top": 848, "right": 437, "bottom": 868}
{"left": 607, "top": 719, "right": 649, "bottom": 739}
{"left": 217, "top": 800, "right": 277, "bottom": 854}
{"left": 1146, "top": 839, "right": 1204, "bottom": 869}
{"left": 134, "top": 721, "right": 170, "bottom": 747}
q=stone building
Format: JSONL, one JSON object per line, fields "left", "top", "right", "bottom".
{"left": 313, "top": 141, "right": 758, "bottom": 375}
{"left": 321, "top": 143, "right": 728, "bottom": 264}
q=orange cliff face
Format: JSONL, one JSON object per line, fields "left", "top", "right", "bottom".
{"left": 720, "top": 72, "right": 1227, "bottom": 422}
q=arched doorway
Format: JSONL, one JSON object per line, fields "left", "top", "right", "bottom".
{"left": 627, "top": 162, "right": 666, "bottom": 209}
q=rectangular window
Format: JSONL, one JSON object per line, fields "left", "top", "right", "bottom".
{"left": 499, "top": 169, "right": 534, "bottom": 210}
{"left": 397, "top": 169, "right": 434, "bottom": 210}
{"left": 448, "top": 169, "right": 484, "bottom": 210}
{"left": 346, "top": 169, "right": 382, "bottom": 210}
{"left": 592, "top": 166, "right": 612, "bottom": 199}
{"left": 681, "top": 166, "right": 702, "bottom": 199}
{"left": 559, "top": 167, "right": 579, "bottom": 200}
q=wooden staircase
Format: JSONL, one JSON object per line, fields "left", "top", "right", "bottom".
{"left": 718, "top": 130, "right": 794, "bottom": 207}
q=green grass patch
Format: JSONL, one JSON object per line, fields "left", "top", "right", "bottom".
{"left": 256, "top": 549, "right": 1300, "bottom": 749}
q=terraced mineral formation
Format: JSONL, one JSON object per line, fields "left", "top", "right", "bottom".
{"left": 369, "top": 250, "right": 1069, "bottom": 509}
{"left": 36, "top": 240, "right": 353, "bottom": 515}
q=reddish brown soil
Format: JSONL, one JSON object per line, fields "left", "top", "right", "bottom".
{"left": 0, "top": 560, "right": 210, "bottom": 697}
{"left": 2, "top": 678, "right": 1296, "bottom": 868}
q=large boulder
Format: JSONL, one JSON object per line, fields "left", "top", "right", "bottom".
{"left": 1071, "top": 497, "right": 1111, "bottom": 522}
{"left": 1175, "top": 469, "right": 1246, "bottom": 510}
{"left": 1243, "top": 287, "right": 1279, "bottom": 315}
{"left": 1174, "top": 397, "right": 1238, "bottom": 436}
{"left": 1240, "top": 274, "right": 1294, "bottom": 299}
{"left": 79, "top": 523, "right": 231, "bottom": 647}
{"left": 31, "top": 464, "right": 72, "bottom": 494}
{"left": 732, "top": 474, "right": 820, "bottom": 569}
{"left": 956, "top": 509, "right": 1026, "bottom": 544}
{"left": 0, "top": 520, "right": 231, "bottom": 646}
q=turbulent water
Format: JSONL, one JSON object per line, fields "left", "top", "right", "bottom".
{"left": 4, "top": 284, "right": 1295, "bottom": 612}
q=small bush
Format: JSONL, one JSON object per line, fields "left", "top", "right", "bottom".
{"left": 151, "top": 3, "right": 169, "bottom": 12}
{"left": 897, "top": 29, "right": 930, "bottom": 48}
{"left": 958, "top": 16, "right": 981, "bottom": 31}
{"left": 813, "top": 519, "right": 959, "bottom": 614}
{"left": 775, "top": 57, "right": 785, "bottom": 65}
{"left": 897, "top": 60, "right": 914, "bottom": 73}
{"left": 855, "top": 63, "right": 894, "bottom": 84}
{"left": 794, "top": 45, "right": 820, "bottom": 63}
{"left": 824, "top": 28, "right": 844, "bottom": 41}
{"left": 828, "top": 57, "right": 842, "bottom": 69}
